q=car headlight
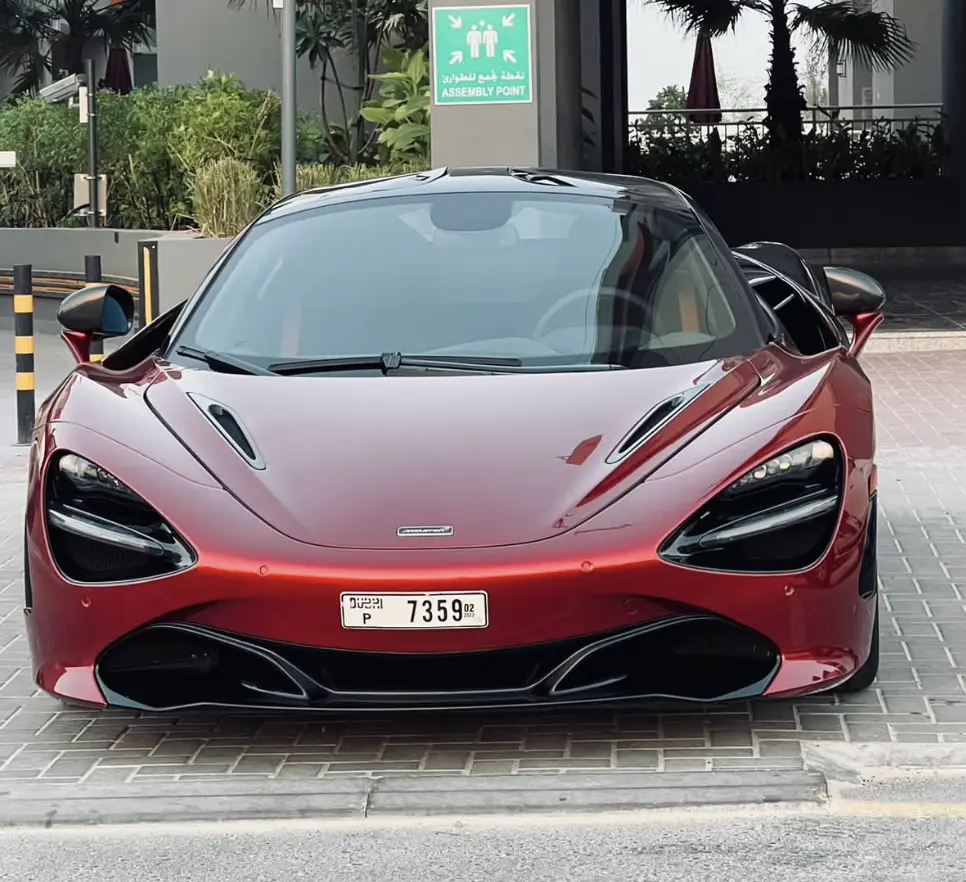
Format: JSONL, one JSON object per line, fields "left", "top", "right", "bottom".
{"left": 45, "top": 452, "right": 196, "bottom": 583}
{"left": 659, "top": 437, "right": 844, "bottom": 573}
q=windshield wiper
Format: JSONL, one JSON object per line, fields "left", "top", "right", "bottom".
{"left": 265, "top": 353, "right": 628, "bottom": 376}
{"left": 266, "top": 353, "right": 526, "bottom": 376}
{"left": 174, "top": 345, "right": 277, "bottom": 376}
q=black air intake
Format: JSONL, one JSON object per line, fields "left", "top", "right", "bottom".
{"left": 188, "top": 393, "right": 265, "bottom": 469}
{"left": 606, "top": 386, "right": 707, "bottom": 464}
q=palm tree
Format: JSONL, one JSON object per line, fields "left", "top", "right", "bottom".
{"left": 0, "top": 0, "right": 54, "bottom": 95}
{"left": 49, "top": 0, "right": 154, "bottom": 77}
{"left": 0, "top": 0, "right": 153, "bottom": 97}
{"left": 643, "top": 0, "right": 916, "bottom": 149}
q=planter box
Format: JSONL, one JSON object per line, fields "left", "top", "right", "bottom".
{"left": 0, "top": 227, "right": 199, "bottom": 280}
{"left": 684, "top": 178, "right": 961, "bottom": 250}
{"left": 153, "top": 235, "right": 233, "bottom": 314}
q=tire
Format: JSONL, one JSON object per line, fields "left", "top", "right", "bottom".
{"left": 836, "top": 599, "right": 880, "bottom": 693}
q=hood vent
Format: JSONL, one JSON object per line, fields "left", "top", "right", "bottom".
{"left": 187, "top": 393, "right": 266, "bottom": 470}
{"left": 605, "top": 386, "right": 708, "bottom": 465}
{"left": 509, "top": 170, "right": 575, "bottom": 187}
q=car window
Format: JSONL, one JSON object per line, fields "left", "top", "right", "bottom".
{"left": 170, "top": 191, "right": 768, "bottom": 372}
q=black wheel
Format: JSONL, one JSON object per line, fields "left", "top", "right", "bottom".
{"left": 837, "top": 598, "right": 880, "bottom": 693}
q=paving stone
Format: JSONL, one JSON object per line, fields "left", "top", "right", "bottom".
{"left": 275, "top": 763, "right": 326, "bottom": 779}
{"left": 928, "top": 702, "right": 966, "bottom": 723}
{"left": 422, "top": 752, "right": 471, "bottom": 771}
{"left": 467, "top": 759, "right": 516, "bottom": 775}
{"left": 613, "top": 750, "right": 661, "bottom": 768}
{"left": 568, "top": 742, "right": 613, "bottom": 759}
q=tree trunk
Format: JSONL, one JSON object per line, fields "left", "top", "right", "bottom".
{"left": 348, "top": 0, "right": 366, "bottom": 164}
{"left": 763, "top": 0, "right": 806, "bottom": 156}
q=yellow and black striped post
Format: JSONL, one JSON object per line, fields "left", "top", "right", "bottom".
{"left": 84, "top": 254, "right": 104, "bottom": 363}
{"left": 137, "top": 239, "right": 159, "bottom": 329}
{"left": 13, "top": 264, "right": 35, "bottom": 446}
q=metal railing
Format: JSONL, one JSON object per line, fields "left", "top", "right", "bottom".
{"left": 629, "top": 103, "right": 944, "bottom": 144}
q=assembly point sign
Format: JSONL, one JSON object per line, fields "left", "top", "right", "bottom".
{"left": 432, "top": 5, "right": 533, "bottom": 105}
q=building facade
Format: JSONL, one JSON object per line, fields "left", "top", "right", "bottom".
{"left": 828, "top": 0, "right": 942, "bottom": 118}
{"left": 0, "top": 0, "right": 325, "bottom": 112}
{"left": 148, "top": 0, "right": 323, "bottom": 111}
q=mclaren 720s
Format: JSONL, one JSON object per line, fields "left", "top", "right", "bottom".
{"left": 24, "top": 167, "right": 885, "bottom": 712}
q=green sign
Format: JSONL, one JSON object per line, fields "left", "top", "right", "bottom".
{"left": 431, "top": 5, "right": 533, "bottom": 106}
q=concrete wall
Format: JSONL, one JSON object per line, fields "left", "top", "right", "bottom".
{"left": 429, "top": 0, "right": 584, "bottom": 168}
{"left": 833, "top": 55, "right": 872, "bottom": 119}
{"left": 0, "top": 228, "right": 197, "bottom": 279}
{"left": 155, "top": 0, "right": 329, "bottom": 113}
{"left": 843, "top": 0, "right": 943, "bottom": 114}
{"left": 892, "top": 0, "right": 942, "bottom": 108}
{"left": 0, "top": 229, "right": 229, "bottom": 330}
{"left": 154, "top": 236, "right": 231, "bottom": 312}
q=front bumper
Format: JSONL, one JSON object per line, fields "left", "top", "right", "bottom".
{"left": 25, "top": 419, "right": 877, "bottom": 711}
{"left": 92, "top": 615, "right": 783, "bottom": 712}
{"left": 25, "top": 496, "right": 875, "bottom": 711}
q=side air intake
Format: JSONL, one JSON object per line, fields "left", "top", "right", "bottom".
{"left": 187, "top": 393, "right": 265, "bottom": 470}
{"left": 605, "top": 386, "right": 707, "bottom": 465}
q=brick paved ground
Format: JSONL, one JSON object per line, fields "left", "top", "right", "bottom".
{"left": 868, "top": 267, "right": 966, "bottom": 333}
{"left": 0, "top": 345, "right": 965, "bottom": 786}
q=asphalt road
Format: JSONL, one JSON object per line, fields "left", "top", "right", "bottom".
{"left": 1, "top": 810, "right": 963, "bottom": 882}
{"left": 6, "top": 777, "right": 966, "bottom": 882}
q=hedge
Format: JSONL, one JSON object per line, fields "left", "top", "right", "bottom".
{"left": 629, "top": 114, "right": 949, "bottom": 184}
{"left": 0, "top": 72, "right": 428, "bottom": 232}
{"left": 1, "top": 71, "right": 947, "bottom": 232}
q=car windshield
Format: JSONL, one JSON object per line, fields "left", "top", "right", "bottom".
{"left": 169, "top": 189, "right": 768, "bottom": 372}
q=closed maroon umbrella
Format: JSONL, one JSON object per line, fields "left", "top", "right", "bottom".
{"left": 685, "top": 31, "right": 722, "bottom": 125}
{"left": 103, "top": 45, "right": 133, "bottom": 94}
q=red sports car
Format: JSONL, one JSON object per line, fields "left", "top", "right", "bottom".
{"left": 24, "top": 168, "right": 885, "bottom": 712}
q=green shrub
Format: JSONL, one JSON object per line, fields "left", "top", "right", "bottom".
{"left": 0, "top": 73, "right": 433, "bottom": 232}
{"left": 0, "top": 75, "right": 285, "bottom": 230}
{"left": 97, "top": 87, "right": 191, "bottom": 229}
{"left": 169, "top": 72, "right": 282, "bottom": 181}
{"left": 629, "top": 115, "right": 949, "bottom": 184}
{"left": 360, "top": 47, "right": 431, "bottom": 166}
{"left": 0, "top": 98, "right": 84, "bottom": 226}
{"left": 272, "top": 163, "right": 343, "bottom": 199}
{"left": 190, "top": 157, "right": 268, "bottom": 238}
{"left": 271, "top": 160, "right": 431, "bottom": 200}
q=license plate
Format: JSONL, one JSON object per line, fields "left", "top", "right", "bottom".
{"left": 340, "top": 592, "right": 488, "bottom": 629}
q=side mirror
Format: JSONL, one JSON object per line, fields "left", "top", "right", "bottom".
{"left": 57, "top": 283, "right": 135, "bottom": 364}
{"left": 58, "top": 283, "right": 134, "bottom": 337}
{"left": 823, "top": 267, "right": 886, "bottom": 358}
{"left": 823, "top": 267, "right": 886, "bottom": 317}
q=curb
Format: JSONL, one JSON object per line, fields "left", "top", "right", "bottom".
{"left": 803, "top": 743, "right": 966, "bottom": 784}
{"left": 862, "top": 331, "right": 966, "bottom": 354}
{"left": 0, "top": 770, "right": 828, "bottom": 828}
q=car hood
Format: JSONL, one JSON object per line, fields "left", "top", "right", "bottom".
{"left": 144, "top": 358, "right": 761, "bottom": 550}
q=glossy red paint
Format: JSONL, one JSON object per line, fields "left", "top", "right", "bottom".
{"left": 60, "top": 331, "right": 91, "bottom": 365}
{"left": 24, "top": 338, "right": 878, "bottom": 708}
{"left": 847, "top": 312, "right": 885, "bottom": 358}
{"left": 143, "top": 356, "right": 765, "bottom": 550}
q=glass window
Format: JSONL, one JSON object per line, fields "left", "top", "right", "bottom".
{"left": 170, "top": 190, "right": 768, "bottom": 372}
{"left": 132, "top": 52, "right": 158, "bottom": 88}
